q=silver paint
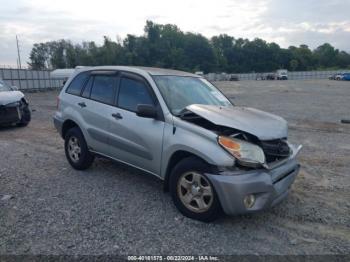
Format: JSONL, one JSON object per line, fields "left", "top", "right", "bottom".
{"left": 186, "top": 104, "right": 288, "bottom": 140}
{"left": 54, "top": 66, "right": 302, "bottom": 216}
{"left": 0, "top": 90, "right": 24, "bottom": 105}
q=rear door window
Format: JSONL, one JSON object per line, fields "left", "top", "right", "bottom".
{"left": 90, "top": 75, "right": 117, "bottom": 105}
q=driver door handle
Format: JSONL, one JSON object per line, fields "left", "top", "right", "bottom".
{"left": 112, "top": 112, "right": 123, "bottom": 120}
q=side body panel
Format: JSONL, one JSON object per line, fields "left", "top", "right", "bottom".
{"left": 57, "top": 93, "right": 114, "bottom": 152}
{"left": 108, "top": 108, "right": 166, "bottom": 176}
{"left": 160, "top": 116, "right": 235, "bottom": 178}
{"left": 57, "top": 67, "right": 234, "bottom": 179}
{"left": 78, "top": 97, "right": 116, "bottom": 152}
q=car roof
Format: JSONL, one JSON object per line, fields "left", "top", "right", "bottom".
{"left": 77, "top": 66, "right": 200, "bottom": 78}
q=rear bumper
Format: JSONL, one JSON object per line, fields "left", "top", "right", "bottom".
{"left": 207, "top": 158, "right": 300, "bottom": 215}
{"left": 53, "top": 115, "right": 64, "bottom": 137}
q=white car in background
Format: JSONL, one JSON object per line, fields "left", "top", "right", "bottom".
{"left": 335, "top": 73, "right": 344, "bottom": 80}
{"left": 276, "top": 69, "right": 288, "bottom": 80}
{"left": 0, "top": 79, "right": 31, "bottom": 127}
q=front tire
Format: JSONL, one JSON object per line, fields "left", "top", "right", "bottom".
{"left": 64, "top": 127, "right": 94, "bottom": 170}
{"left": 169, "top": 156, "right": 221, "bottom": 222}
{"left": 17, "top": 104, "right": 31, "bottom": 127}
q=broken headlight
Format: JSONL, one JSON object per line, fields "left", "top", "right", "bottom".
{"left": 218, "top": 136, "right": 265, "bottom": 168}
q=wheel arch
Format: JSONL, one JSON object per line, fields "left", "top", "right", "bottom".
{"left": 62, "top": 119, "right": 80, "bottom": 139}
{"left": 163, "top": 150, "right": 217, "bottom": 192}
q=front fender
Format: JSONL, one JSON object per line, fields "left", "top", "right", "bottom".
{"left": 161, "top": 120, "right": 234, "bottom": 178}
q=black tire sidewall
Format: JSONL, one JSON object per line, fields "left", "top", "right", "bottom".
{"left": 22, "top": 105, "right": 31, "bottom": 123}
{"left": 169, "top": 156, "right": 221, "bottom": 222}
{"left": 64, "top": 127, "right": 94, "bottom": 170}
{"left": 17, "top": 105, "right": 31, "bottom": 126}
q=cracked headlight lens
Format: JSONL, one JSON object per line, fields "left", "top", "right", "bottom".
{"left": 218, "top": 136, "right": 265, "bottom": 167}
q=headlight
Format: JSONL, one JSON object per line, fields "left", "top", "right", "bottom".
{"left": 218, "top": 136, "right": 265, "bottom": 167}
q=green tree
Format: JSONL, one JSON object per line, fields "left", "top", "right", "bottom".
{"left": 28, "top": 21, "right": 350, "bottom": 72}
{"left": 28, "top": 43, "right": 50, "bottom": 70}
{"left": 314, "top": 43, "right": 338, "bottom": 68}
{"left": 289, "top": 59, "right": 299, "bottom": 71}
{"left": 288, "top": 45, "right": 315, "bottom": 70}
{"left": 183, "top": 33, "right": 217, "bottom": 73}
{"left": 336, "top": 51, "right": 350, "bottom": 68}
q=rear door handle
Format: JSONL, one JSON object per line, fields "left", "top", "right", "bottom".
{"left": 78, "top": 102, "right": 86, "bottom": 108}
{"left": 112, "top": 112, "right": 123, "bottom": 120}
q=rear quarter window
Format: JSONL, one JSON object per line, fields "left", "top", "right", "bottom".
{"left": 66, "top": 72, "right": 89, "bottom": 96}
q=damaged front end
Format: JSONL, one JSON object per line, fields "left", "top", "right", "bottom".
{"left": 0, "top": 98, "right": 29, "bottom": 126}
{"left": 178, "top": 104, "right": 302, "bottom": 170}
{"left": 177, "top": 104, "right": 302, "bottom": 215}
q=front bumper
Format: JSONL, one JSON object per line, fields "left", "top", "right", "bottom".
{"left": 0, "top": 104, "right": 21, "bottom": 125}
{"left": 207, "top": 156, "right": 300, "bottom": 216}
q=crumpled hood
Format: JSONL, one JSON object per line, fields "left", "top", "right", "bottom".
{"left": 0, "top": 91, "right": 24, "bottom": 106}
{"left": 186, "top": 104, "right": 288, "bottom": 140}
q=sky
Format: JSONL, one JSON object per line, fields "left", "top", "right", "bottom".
{"left": 0, "top": 0, "right": 349, "bottom": 67}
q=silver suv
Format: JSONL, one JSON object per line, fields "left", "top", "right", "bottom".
{"left": 54, "top": 66, "right": 302, "bottom": 222}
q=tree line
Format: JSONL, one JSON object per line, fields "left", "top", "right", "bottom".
{"left": 28, "top": 21, "right": 350, "bottom": 73}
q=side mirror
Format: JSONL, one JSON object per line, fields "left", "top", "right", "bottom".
{"left": 136, "top": 104, "right": 157, "bottom": 119}
{"left": 11, "top": 86, "right": 18, "bottom": 91}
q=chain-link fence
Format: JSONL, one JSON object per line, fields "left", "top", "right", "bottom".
{"left": 0, "top": 67, "right": 66, "bottom": 91}
{"left": 205, "top": 70, "right": 350, "bottom": 81}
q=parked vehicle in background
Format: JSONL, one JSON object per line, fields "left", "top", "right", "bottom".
{"left": 229, "top": 74, "right": 239, "bottom": 81}
{"left": 0, "top": 79, "right": 31, "bottom": 127}
{"left": 54, "top": 66, "right": 302, "bottom": 222}
{"left": 255, "top": 73, "right": 266, "bottom": 80}
{"left": 342, "top": 73, "right": 350, "bottom": 81}
{"left": 51, "top": 66, "right": 90, "bottom": 86}
{"left": 329, "top": 74, "right": 337, "bottom": 80}
{"left": 266, "top": 73, "right": 275, "bottom": 80}
{"left": 335, "top": 73, "right": 344, "bottom": 80}
{"left": 276, "top": 69, "right": 288, "bottom": 80}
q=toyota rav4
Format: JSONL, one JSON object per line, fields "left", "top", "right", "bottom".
{"left": 53, "top": 66, "right": 302, "bottom": 221}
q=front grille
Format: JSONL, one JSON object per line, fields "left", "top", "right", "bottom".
{"left": 0, "top": 105, "right": 20, "bottom": 124}
{"left": 260, "top": 139, "right": 291, "bottom": 163}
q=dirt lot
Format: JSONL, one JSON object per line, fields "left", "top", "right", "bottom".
{"left": 1, "top": 79, "right": 349, "bottom": 255}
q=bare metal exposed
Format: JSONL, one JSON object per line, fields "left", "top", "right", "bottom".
{"left": 53, "top": 66, "right": 302, "bottom": 221}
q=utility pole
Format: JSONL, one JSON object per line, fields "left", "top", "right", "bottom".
{"left": 16, "top": 35, "right": 22, "bottom": 69}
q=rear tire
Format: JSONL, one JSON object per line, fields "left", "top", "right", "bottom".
{"left": 64, "top": 127, "right": 94, "bottom": 170}
{"left": 169, "top": 156, "right": 221, "bottom": 222}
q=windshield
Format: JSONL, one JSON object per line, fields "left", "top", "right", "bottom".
{"left": 0, "top": 80, "right": 12, "bottom": 92}
{"left": 153, "top": 76, "right": 232, "bottom": 115}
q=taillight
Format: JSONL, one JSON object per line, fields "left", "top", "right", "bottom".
{"left": 56, "top": 96, "right": 60, "bottom": 110}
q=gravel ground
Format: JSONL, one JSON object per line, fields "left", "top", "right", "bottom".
{"left": 0, "top": 79, "right": 349, "bottom": 255}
